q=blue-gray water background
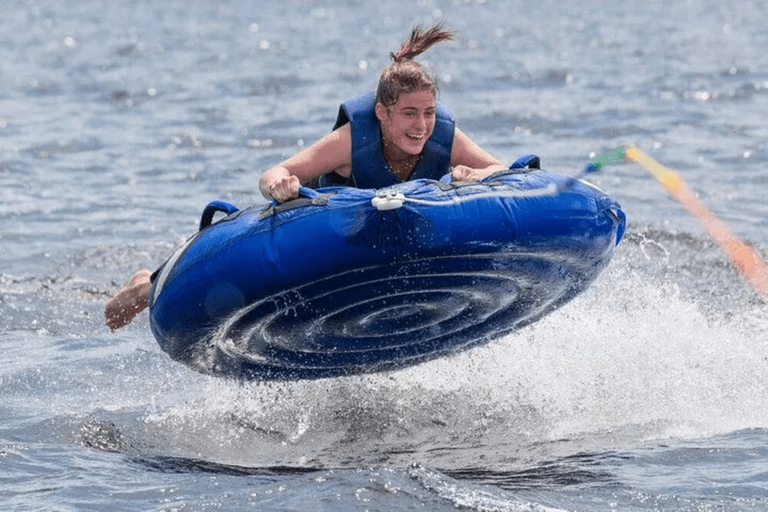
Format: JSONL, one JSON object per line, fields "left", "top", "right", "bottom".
{"left": 2, "top": 1, "right": 768, "bottom": 510}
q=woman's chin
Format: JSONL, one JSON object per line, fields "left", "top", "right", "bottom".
{"left": 400, "top": 141, "right": 426, "bottom": 155}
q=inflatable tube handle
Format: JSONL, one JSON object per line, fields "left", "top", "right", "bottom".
{"left": 260, "top": 187, "right": 332, "bottom": 219}
{"left": 298, "top": 187, "right": 318, "bottom": 199}
{"left": 611, "top": 206, "right": 627, "bottom": 246}
{"left": 510, "top": 153, "right": 540, "bottom": 170}
{"left": 199, "top": 200, "right": 240, "bottom": 230}
{"left": 269, "top": 186, "right": 319, "bottom": 207}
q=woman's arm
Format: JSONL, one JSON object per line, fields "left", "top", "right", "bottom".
{"left": 449, "top": 127, "right": 506, "bottom": 182}
{"left": 259, "top": 124, "right": 353, "bottom": 202}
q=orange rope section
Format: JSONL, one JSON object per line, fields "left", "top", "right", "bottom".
{"left": 624, "top": 146, "right": 768, "bottom": 297}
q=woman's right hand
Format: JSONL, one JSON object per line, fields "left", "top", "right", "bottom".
{"left": 260, "top": 166, "right": 301, "bottom": 203}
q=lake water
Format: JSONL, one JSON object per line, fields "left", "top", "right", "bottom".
{"left": 2, "top": 1, "right": 768, "bottom": 510}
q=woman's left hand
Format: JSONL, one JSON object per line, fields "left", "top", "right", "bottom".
{"left": 452, "top": 163, "right": 507, "bottom": 182}
{"left": 451, "top": 165, "right": 481, "bottom": 182}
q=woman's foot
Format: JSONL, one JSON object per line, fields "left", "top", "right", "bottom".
{"left": 105, "top": 269, "right": 152, "bottom": 330}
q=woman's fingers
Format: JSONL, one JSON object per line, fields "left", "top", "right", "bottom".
{"left": 452, "top": 165, "right": 477, "bottom": 182}
{"left": 269, "top": 175, "right": 301, "bottom": 202}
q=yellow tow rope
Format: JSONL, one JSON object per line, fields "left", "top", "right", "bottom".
{"left": 623, "top": 146, "right": 768, "bottom": 298}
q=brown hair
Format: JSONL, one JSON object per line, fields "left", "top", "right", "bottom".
{"left": 375, "top": 23, "right": 455, "bottom": 107}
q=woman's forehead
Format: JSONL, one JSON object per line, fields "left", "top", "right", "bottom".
{"left": 394, "top": 90, "right": 435, "bottom": 109}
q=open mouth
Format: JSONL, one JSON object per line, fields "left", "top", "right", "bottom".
{"left": 406, "top": 134, "right": 425, "bottom": 141}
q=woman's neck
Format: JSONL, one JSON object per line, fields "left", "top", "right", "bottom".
{"left": 382, "top": 139, "right": 420, "bottom": 180}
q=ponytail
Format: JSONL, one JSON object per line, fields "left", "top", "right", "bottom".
{"left": 390, "top": 23, "right": 455, "bottom": 62}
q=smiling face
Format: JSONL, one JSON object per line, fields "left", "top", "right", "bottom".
{"left": 375, "top": 89, "right": 436, "bottom": 159}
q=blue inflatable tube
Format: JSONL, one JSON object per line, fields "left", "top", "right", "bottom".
{"left": 148, "top": 167, "right": 625, "bottom": 380}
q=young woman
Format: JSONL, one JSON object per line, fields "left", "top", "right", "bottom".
{"left": 106, "top": 23, "right": 506, "bottom": 330}
{"left": 260, "top": 23, "right": 505, "bottom": 202}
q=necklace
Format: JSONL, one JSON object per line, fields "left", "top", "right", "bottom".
{"left": 381, "top": 136, "right": 421, "bottom": 181}
{"left": 387, "top": 154, "right": 421, "bottom": 181}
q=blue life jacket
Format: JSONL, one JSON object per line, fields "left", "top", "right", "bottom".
{"left": 314, "top": 91, "right": 455, "bottom": 189}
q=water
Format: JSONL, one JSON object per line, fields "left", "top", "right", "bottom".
{"left": 2, "top": 0, "right": 767, "bottom": 510}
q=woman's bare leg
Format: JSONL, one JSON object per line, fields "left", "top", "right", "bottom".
{"left": 105, "top": 269, "right": 152, "bottom": 330}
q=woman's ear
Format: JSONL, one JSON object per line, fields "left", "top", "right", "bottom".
{"left": 375, "top": 102, "right": 388, "bottom": 123}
